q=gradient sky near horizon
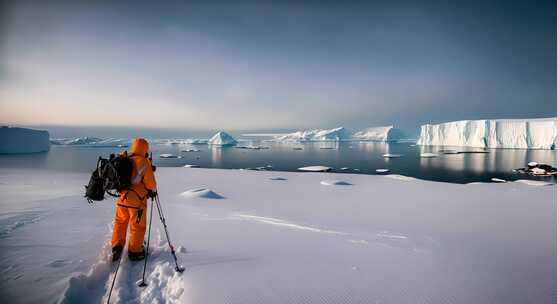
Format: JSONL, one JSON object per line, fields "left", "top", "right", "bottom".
{"left": 1, "top": 0, "right": 556, "bottom": 132}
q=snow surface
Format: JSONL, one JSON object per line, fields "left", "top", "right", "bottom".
{"left": 2, "top": 168, "right": 557, "bottom": 303}
{"left": 417, "top": 117, "right": 557, "bottom": 149}
{"left": 0, "top": 127, "right": 50, "bottom": 154}
{"left": 274, "top": 126, "right": 402, "bottom": 142}
{"left": 207, "top": 131, "right": 238, "bottom": 146}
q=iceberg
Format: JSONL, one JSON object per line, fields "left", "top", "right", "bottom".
{"left": 274, "top": 126, "right": 402, "bottom": 142}
{"left": 208, "top": 131, "right": 238, "bottom": 146}
{"left": 417, "top": 118, "right": 557, "bottom": 149}
{"left": 352, "top": 126, "right": 404, "bottom": 142}
{"left": 50, "top": 137, "right": 130, "bottom": 147}
{"left": 0, "top": 126, "right": 50, "bottom": 154}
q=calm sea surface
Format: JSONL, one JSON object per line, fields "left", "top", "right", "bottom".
{"left": 1, "top": 141, "right": 556, "bottom": 184}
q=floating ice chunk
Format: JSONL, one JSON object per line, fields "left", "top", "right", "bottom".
{"left": 514, "top": 180, "right": 553, "bottom": 186}
{"left": 181, "top": 149, "right": 201, "bottom": 152}
{"left": 183, "top": 164, "right": 200, "bottom": 168}
{"left": 528, "top": 162, "right": 539, "bottom": 167}
{"left": 320, "top": 180, "right": 352, "bottom": 186}
{"left": 376, "top": 169, "right": 390, "bottom": 173}
{"left": 160, "top": 154, "right": 180, "bottom": 158}
{"left": 340, "top": 167, "right": 350, "bottom": 171}
{"left": 384, "top": 174, "right": 417, "bottom": 181}
{"left": 439, "top": 149, "right": 459, "bottom": 154}
{"left": 298, "top": 166, "right": 332, "bottom": 172}
{"left": 383, "top": 154, "right": 402, "bottom": 158}
{"left": 179, "top": 188, "right": 224, "bottom": 199}
{"left": 491, "top": 178, "right": 507, "bottom": 183}
{"left": 420, "top": 153, "right": 438, "bottom": 158}
{"left": 208, "top": 131, "right": 237, "bottom": 146}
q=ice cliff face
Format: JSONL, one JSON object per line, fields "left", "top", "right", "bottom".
{"left": 0, "top": 126, "right": 50, "bottom": 153}
{"left": 274, "top": 126, "right": 402, "bottom": 142}
{"left": 417, "top": 118, "right": 557, "bottom": 149}
{"left": 208, "top": 131, "right": 238, "bottom": 146}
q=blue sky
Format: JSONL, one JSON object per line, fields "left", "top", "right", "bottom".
{"left": 1, "top": 0, "right": 556, "bottom": 134}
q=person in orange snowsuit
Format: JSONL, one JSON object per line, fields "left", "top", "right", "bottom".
{"left": 111, "top": 138, "right": 157, "bottom": 261}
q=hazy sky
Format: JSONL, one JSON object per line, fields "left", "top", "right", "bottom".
{"left": 1, "top": 0, "right": 556, "bottom": 133}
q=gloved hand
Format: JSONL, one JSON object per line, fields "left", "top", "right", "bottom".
{"left": 147, "top": 190, "right": 157, "bottom": 199}
{"left": 151, "top": 165, "right": 157, "bottom": 172}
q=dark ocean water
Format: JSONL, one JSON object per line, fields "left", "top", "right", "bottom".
{"left": 1, "top": 141, "right": 555, "bottom": 184}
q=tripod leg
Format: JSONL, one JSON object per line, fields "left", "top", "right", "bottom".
{"left": 155, "top": 194, "right": 185, "bottom": 273}
{"left": 138, "top": 199, "right": 154, "bottom": 287}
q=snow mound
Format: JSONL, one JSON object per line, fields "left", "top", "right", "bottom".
{"left": 0, "top": 126, "right": 50, "bottom": 153}
{"left": 420, "top": 153, "right": 438, "bottom": 158}
{"left": 274, "top": 126, "right": 402, "bottom": 142}
{"left": 208, "top": 131, "right": 237, "bottom": 146}
{"left": 514, "top": 180, "right": 553, "bottom": 186}
{"left": 183, "top": 164, "right": 200, "bottom": 168}
{"left": 376, "top": 169, "right": 390, "bottom": 173}
{"left": 298, "top": 166, "right": 332, "bottom": 172}
{"left": 179, "top": 188, "right": 224, "bottom": 199}
{"left": 417, "top": 117, "right": 557, "bottom": 149}
{"left": 320, "top": 180, "right": 353, "bottom": 186}
{"left": 384, "top": 174, "right": 417, "bottom": 181}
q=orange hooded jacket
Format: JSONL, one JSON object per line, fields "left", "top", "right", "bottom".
{"left": 117, "top": 138, "right": 157, "bottom": 208}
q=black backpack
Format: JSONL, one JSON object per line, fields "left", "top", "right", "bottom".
{"left": 85, "top": 152, "right": 134, "bottom": 203}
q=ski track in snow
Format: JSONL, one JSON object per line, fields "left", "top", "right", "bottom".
{"left": 227, "top": 213, "right": 437, "bottom": 253}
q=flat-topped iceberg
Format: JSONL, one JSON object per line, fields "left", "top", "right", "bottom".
{"left": 417, "top": 117, "right": 557, "bottom": 149}
{"left": 0, "top": 126, "right": 50, "bottom": 154}
{"left": 273, "top": 126, "right": 402, "bottom": 142}
{"left": 208, "top": 131, "right": 238, "bottom": 146}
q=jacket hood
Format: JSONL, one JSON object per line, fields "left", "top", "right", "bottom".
{"left": 131, "top": 138, "right": 149, "bottom": 156}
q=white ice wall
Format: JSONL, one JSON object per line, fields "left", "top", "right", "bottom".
{"left": 418, "top": 118, "right": 557, "bottom": 149}
{"left": 0, "top": 126, "right": 50, "bottom": 153}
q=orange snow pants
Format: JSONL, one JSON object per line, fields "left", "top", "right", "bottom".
{"left": 111, "top": 203, "right": 147, "bottom": 253}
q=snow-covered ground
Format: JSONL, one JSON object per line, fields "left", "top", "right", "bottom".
{"left": 1, "top": 168, "right": 557, "bottom": 303}
{"left": 417, "top": 117, "right": 557, "bottom": 149}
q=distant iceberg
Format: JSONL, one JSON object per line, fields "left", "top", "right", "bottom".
{"left": 208, "top": 131, "right": 238, "bottom": 146}
{"left": 51, "top": 137, "right": 130, "bottom": 147}
{"left": 273, "top": 126, "right": 402, "bottom": 142}
{"left": 417, "top": 118, "right": 557, "bottom": 149}
{"left": 0, "top": 126, "right": 50, "bottom": 154}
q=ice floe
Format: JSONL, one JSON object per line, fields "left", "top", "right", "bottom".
{"left": 298, "top": 166, "right": 332, "bottom": 172}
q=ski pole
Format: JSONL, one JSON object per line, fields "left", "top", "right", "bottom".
{"left": 138, "top": 198, "right": 155, "bottom": 287}
{"left": 154, "top": 193, "right": 185, "bottom": 272}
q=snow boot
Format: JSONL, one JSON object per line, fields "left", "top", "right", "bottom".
{"left": 112, "top": 245, "right": 123, "bottom": 262}
{"left": 128, "top": 249, "right": 146, "bottom": 261}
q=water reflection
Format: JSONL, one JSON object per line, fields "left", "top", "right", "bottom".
{"left": 2, "top": 142, "right": 556, "bottom": 183}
